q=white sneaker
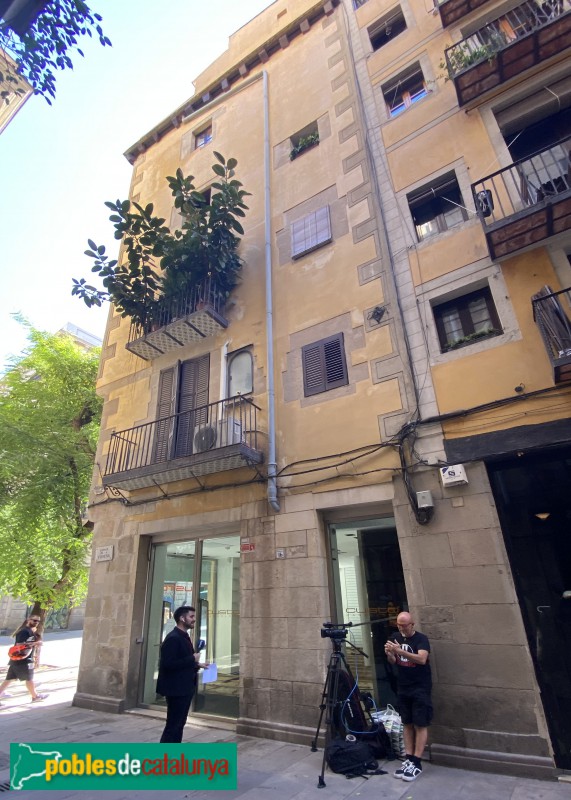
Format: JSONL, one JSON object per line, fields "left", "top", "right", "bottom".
{"left": 402, "top": 761, "right": 422, "bottom": 781}
{"left": 394, "top": 759, "right": 411, "bottom": 779}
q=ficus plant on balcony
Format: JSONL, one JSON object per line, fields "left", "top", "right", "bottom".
{"left": 72, "top": 152, "right": 250, "bottom": 330}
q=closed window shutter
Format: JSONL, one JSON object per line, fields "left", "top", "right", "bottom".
{"left": 302, "top": 333, "right": 348, "bottom": 396}
{"left": 291, "top": 205, "right": 332, "bottom": 258}
{"left": 175, "top": 354, "right": 210, "bottom": 458}
{"left": 153, "top": 366, "right": 177, "bottom": 462}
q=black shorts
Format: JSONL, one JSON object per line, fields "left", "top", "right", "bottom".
{"left": 6, "top": 660, "right": 34, "bottom": 682}
{"left": 398, "top": 689, "right": 433, "bottom": 728}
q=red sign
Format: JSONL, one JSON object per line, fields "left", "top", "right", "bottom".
{"left": 240, "top": 542, "right": 255, "bottom": 552}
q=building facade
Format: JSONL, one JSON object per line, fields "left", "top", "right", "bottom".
{"left": 76, "top": 0, "right": 571, "bottom": 778}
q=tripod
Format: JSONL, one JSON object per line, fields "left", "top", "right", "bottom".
{"left": 311, "top": 636, "right": 368, "bottom": 788}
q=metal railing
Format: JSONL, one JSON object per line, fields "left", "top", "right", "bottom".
{"left": 444, "top": 0, "right": 570, "bottom": 78}
{"left": 127, "top": 276, "right": 227, "bottom": 344}
{"left": 105, "top": 396, "right": 260, "bottom": 477}
{"left": 471, "top": 133, "right": 571, "bottom": 226}
{"left": 532, "top": 286, "right": 571, "bottom": 361}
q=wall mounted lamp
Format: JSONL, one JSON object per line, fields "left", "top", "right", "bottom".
{"left": 368, "top": 305, "right": 386, "bottom": 325}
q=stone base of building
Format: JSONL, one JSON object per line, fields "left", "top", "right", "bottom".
{"left": 237, "top": 717, "right": 317, "bottom": 746}
{"left": 73, "top": 692, "right": 125, "bottom": 714}
{"left": 430, "top": 743, "right": 557, "bottom": 780}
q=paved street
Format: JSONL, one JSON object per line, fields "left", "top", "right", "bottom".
{"left": 0, "top": 632, "right": 570, "bottom": 798}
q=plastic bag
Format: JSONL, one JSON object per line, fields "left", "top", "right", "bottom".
{"left": 372, "top": 705, "right": 405, "bottom": 759}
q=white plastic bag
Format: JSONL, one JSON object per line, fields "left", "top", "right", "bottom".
{"left": 373, "top": 705, "right": 406, "bottom": 759}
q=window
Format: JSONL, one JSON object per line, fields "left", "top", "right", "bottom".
{"left": 368, "top": 8, "right": 406, "bottom": 51}
{"left": 195, "top": 124, "right": 212, "bottom": 150}
{"left": 408, "top": 173, "right": 468, "bottom": 242}
{"left": 227, "top": 350, "right": 253, "bottom": 396}
{"left": 302, "top": 333, "right": 348, "bottom": 396}
{"left": 291, "top": 206, "right": 332, "bottom": 259}
{"left": 382, "top": 66, "right": 428, "bottom": 118}
{"left": 433, "top": 287, "right": 502, "bottom": 352}
{"left": 290, "top": 120, "right": 320, "bottom": 161}
{"left": 154, "top": 355, "right": 210, "bottom": 460}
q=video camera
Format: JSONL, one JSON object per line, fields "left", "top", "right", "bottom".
{"left": 320, "top": 621, "right": 353, "bottom": 640}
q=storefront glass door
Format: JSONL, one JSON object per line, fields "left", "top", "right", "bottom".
{"left": 329, "top": 518, "right": 407, "bottom": 711}
{"left": 142, "top": 534, "right": 240, "bottom": 719}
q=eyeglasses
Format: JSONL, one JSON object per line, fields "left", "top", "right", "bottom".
{"left": 29, "top": 618, "right": 41, "bottom": 623}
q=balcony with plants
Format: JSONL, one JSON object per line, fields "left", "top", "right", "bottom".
{"left": 442, "top": 0, "right": 571, "bottom": 106}
{"left": 102, "top": 395, "right": 263, "bottom": 490}
{"left": 437, "top": 0, "right": 492, "bottom": 29}
{"left": 72, "top": 153, "right": 250, "bottom": 361}
{"left": 471, "top": 133, "right": 571, "bottom": 259}
{"left": 532, "top": 285, "right": 571, "bottom": 383}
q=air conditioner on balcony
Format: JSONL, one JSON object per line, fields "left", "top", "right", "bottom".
{"left": 193, "top": 418, "right": 243, "bottom": 453}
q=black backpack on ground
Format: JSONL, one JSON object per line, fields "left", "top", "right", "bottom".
{"left": 325, "top": 738, "right": 385, "bottom": 779}
{"left": 355, "top": 722, "right": 394, "bottom": 760}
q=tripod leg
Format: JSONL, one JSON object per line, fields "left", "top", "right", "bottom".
{"left": 317, "top": 653, "right": 343, "bottom": 788}
{"left": 311, "top": 657, "right": 335, "bottom": 752}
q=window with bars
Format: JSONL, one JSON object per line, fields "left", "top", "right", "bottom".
{"left": 291, "top": 206, "right": 332, "bottom": 259}
{"left": 433, "top": 287, "right": 502, "bottom": 352}
{"left": 382, "top": 66, "right": 429, "bottom": 118}
{"left": 407, "top": 173, "right": 468, "bottom": 242}
{"left": 302, "top": 333, "right": 348, "bottom": 396}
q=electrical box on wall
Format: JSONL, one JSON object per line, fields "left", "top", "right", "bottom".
{"left": 440, "top": 464, "right": 468, "bottom": 487}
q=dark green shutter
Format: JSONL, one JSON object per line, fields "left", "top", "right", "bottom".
{"left": 302, "top": 333, "right": 347, "bottom": 396}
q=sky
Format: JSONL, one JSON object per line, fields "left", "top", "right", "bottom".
{"left": 0, "top": 0, "right": 272, "bottom": 372}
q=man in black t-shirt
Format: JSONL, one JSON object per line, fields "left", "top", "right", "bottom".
{"left": 0, "top": 616, "right": 48, "bottom": 705}
{"left": 384, "top": 611, "right": 432, "bottom": 782}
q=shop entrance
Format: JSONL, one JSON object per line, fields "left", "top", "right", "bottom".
{"left": 328, "top": 517, "right": 407, "bottom": 711}
{"left": 142, "top": 534, "right": 240, "bottom": 718}
{"left": 488, "top": 450, "right": 571, "bottom": 769}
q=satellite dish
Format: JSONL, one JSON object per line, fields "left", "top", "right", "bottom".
{"left": 194, "top": 425, "right": 217, "bottom": 452}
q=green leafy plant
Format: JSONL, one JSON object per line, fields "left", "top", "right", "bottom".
{"left": 0, "top": 0, "right": 110, "bottom": 105}
{"left": 444, "top": 327, "right": 501, "bottom": 351}
{"left": 439, "top": 36, "right": 504, "bottom": 81}
{"left": 72, "top": 153, "right": 250, "bottom": 330}
{"left": 290, "top": 132, "right": 319, "bottom": 161}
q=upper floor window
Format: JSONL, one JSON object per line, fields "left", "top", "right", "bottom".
{"left": 368, "top": 7, "right": 407, "bottom": 51}
{"left": 408, "top": 173, "right": 468, "bottom": 242}
{"left": 291, "top": 206, "right": 332, "bottom": 259}
{"left": 290, "top": 120, "right": 320, "bottom": 161}
{"left": 302, "top": 333, "right": 348, "bottom": 396}
{"left": 195, "top": 124, "right": 213, "bottom": 150}
{"left": 433, "top": 287, "right": 502, "bottom": 352}
{"left": 382, "top": 65, "right": 428, "bottom": 118}
{"left": 227, "top": 349, "right": 253, "bottom": 397}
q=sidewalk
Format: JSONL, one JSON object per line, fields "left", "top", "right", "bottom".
{"left": 0, "top": 658, "right": 569, "bottom": 798}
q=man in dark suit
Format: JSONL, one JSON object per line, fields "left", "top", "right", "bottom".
{"left": 157, "top": 605, "right": 204, "bottom": 743}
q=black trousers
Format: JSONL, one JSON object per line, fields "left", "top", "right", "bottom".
{"left": 160, "top": 694, "right": 193, "bottom": 743}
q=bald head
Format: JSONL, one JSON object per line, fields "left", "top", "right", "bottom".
{"left": 396, "top": 612, "right": 415, "bottom": 636}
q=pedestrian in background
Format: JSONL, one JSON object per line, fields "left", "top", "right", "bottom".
{"left": 156, "top": 605, "right": 206, "bottom": 743}
{"left": 0, "top": 615, "right": 48, "bottom": 705}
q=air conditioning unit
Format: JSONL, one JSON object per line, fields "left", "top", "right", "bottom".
{"left": 193, "top": 418, "right": 243, "bottom": 453}
{"left": 440, "top": 464, "right": 469, "bottom": 487}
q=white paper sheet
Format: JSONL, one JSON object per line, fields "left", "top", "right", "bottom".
{"left": 202, "top": 663, "right": 218, "bottom": 684}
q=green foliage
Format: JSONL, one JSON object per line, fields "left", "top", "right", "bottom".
{"left": 440, "top": 34, "right": 504, "bottom": 81}
{"left": 444, "top": 327, "right": 501, "bottom": 352}
{"left": 72, "top": 153, "right": 251, "bottom": 329}
{"left": 290, "top": 132, "right": 319, "bottom": 161}
{"left": 0, "top": 321, "right": 102, "bottom": 612}
{"left": 0, "top": 1, "right": 110, "bottom": 105}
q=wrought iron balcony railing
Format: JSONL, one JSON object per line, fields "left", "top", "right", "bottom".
{"left": 126, "top": 276, "right": 228, "bottom": 360}
{"left": 532, "top": 285, "right": 571, "bottom": 383}
{"left": 103, "top": 396, "right": 263, "bottom": 490}
{"left": 471, "top": 133, "right": 571, "bottom": 259}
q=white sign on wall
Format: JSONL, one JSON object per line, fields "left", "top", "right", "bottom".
{"left": 95, "top": 545, "right": 114, "bottom": 563}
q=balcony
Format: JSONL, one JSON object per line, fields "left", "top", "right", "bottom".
{"left": 532, "top": 286, "right": 571, "bottom": 382}
{"left": 125, "top": 278, "right": 228, "bottom": 361}
{"left": 471, "top": 134, "right": 571, "bottom": 259}
{"left": 444, "top": 0, "right": 571, "bottom": 107}
{"left": 437, "top": 0, "right": 492, "bottom": 28}
{"left": 103, "top": 397, "right": 264, "bottom": 491}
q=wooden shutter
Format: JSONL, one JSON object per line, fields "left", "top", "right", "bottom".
{"left": 174, "top": 354, "right": 210, "bottom": 458}
{"left": 291, "top": 206, "right": 332, "bottom": 259}
{"left": 153, "top": 366, "right": 178, "bottom": 462}
{"left": 302, "top": 333, "right": 348, "bottom": 397}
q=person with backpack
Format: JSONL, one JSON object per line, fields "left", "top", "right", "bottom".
{"left": 0, "top": 615, "right": 48, "bottom": 705}
{"left": 384, "top": 611, "right": 432, "bottom": 782}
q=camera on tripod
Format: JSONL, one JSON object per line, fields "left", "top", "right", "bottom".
{"left": 320, "top": 621, "right": 353, "bottom": 640}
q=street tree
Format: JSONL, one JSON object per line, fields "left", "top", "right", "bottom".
{"left": 0, "top": 0, "right": 110, "bottom": 105}
{"left": 0, "top": 322, "right": 102, "bottom": 628}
